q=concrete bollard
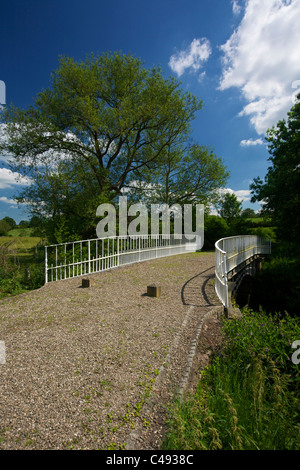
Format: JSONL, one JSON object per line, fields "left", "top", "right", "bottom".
{"left": 147, "top": 285, "right": 161, "bottom": 298}
{"left": 82, "top": 278, "right": 94, "bottom": 288}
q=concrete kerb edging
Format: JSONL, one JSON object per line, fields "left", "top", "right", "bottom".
{"left": 125, "top": 304, "right": 223, "bottom": 450}
{"left": 177, "top": 305, "right": 223, "bottom": 397}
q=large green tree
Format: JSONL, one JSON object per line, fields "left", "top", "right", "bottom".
{"left": 0, "top": 51, "right": 228, "bottom": 242}
{"left": 216, "top": 192, "right": 243, "bottom": 222}
{"left": 250, "top": 94, "right": 300, "bottom": 245}
{"left": 129, "top": 140, "right": 228, "bottom": 207}
{"left": 0, "top": 52, "right": 203, "bottom": 240}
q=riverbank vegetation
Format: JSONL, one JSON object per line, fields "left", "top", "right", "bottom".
{"left": 0, "top": 219, "right": 45, "bottom": 298}
{"left": 163, "top": 307, "right": 300, "bottom": 450}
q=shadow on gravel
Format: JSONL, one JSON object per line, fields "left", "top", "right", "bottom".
{"left": 181, "top": 266, "right": 216, "bottom": 307}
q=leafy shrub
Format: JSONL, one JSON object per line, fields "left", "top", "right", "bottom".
{"left": 0, "top": 271, "right": 23, "bottom": 297}
{"left": 250, "top": 226, "right": 276, "bottom": 241}
{"left": 203, "top": 215, "right": 229, "bottom": 249}
{"left": 21, "top": 263, "right": 45, "bottom": 290}
{"left": 0, "top": 243, "right": 45, "bottom": 298}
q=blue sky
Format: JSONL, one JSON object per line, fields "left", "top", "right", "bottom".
{"left": 0, "top": 0, "right": 299, "bottom": 223}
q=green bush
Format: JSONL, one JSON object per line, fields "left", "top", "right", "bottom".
{"left": 21, "top": 263, "right": 45, "bottom": 290}
{"left": 0, "top": 244, "right": 45, "bottom": 298}
{"left": 0, "top": 272, "right": 23, "bottom": 297}
{"left": 203, "top": 215, "right": 229, "bottom": 249}
{"left": 249, "top": 226, "right": 276, "bottom": 241}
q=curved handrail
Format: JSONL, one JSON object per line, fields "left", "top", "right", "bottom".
{"left": 215, "top": 235, "right": 271, "bottom": 309}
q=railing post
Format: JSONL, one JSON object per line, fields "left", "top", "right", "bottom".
{"left": 223, "top": 252, "right": 229, "bottom": 310}
{"left": 87, "top": 240, "right": 91, "bottom": 274}
{"left": 139, "top": 236, "right": 141, "bottom": 262}
{"left": 45, "top": 246, "right": 48, "bottom": 284}
{"left": 117, "top": 237, "right": 120, "bottom": 267}
{"left": 64, "top": 244, "right": 67, "bottom": 279}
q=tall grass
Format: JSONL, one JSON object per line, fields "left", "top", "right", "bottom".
{"left": 163, "top": 307, "right": 300, "bottom": 450}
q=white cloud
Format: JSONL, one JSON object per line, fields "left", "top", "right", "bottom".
{"left": 231, "top": 0, "right": 242, "bottom": 15}
{"left": 218, "top": 187, "right": 252, "bottom": 202}
{"left": 210, "top": 187, "right": 262, "bottom": 214}
{"left": 234, "top": 189, "right": 252, "bottom": 202}
{"left": 219, "top": 0, "right": 300, "bottom": 134}
{"left": 0, "top": 196, "right": 18, "bottom": 205}
{"left": 240, "top": 138, "right": 264, "bottom": 146}
{"left": 169, "top": 38, "right": 212, "bottom": 77}
{"left": 0, "top": 168, "right": 32, "bottom": 189}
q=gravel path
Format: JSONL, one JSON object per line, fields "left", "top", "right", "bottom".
{"left": 0, "top": 251, "right": 222, "bottom": 450}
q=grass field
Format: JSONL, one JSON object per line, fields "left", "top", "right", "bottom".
{"left": 0, "top": 236, "right": 42, "bottom": 259}
{"left": 0, "top": 227, "right": 43, "bottom": 254}
{"left": 6, "top": 227, "right": 36, "bottom": 237}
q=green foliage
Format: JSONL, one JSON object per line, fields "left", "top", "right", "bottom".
{"left": 1, "top": 51, "right": 211, "bottom": 243}
{"left": 19, "top": 220, "right": 30, "bottom": 228}
{"left": 7, "top": 227, "right": 35, "bottom": 237}
{"left": 222, "top": 307, "right": 300, "bottom": 379}
{"left": 248, "top": 226, "right": 276, "bottom": 241}
{"left": 21, "top": 263, "right": 45, "bottom": 290}
{"left": 0, "top": 275, "right": 23, "bottom": 297}
{"left": 241, "top": 208, "right": 256, "bottom": 218}
{"left": 203, "top": 214, "right": 229, "bottom": 249}
{"left": 0, "top": 220, "right": 11, "bottom": 236}
{"left": 2, "top": 217, "right": 16, "bottom": 228}
{"left": 28, "top": 215, "right": 43, "bottom": 228}
{"left": 0, "top": 235, "right": 45, "bottom": 298}
{"left": 0, "top": 247, "right": 23, "bottom": 297}
{"left": 202, "top": 211, "right": 275, "bottom": 249}
{"left": 216, "top": 192, "right": 243, "bottom": 222}
{"left": 0, "top": 260, "right": 45, "bottom": 297}
{"left": 53, "top": 218, "right": 80, "bottom": 244}
{"left": 132, "top": 143, "right": 229, "bottom": 207}
{"left": 163, "top": 308, "right": 300, "bottom": 450}
{"left": 251, "top": 256, "right": 300, "bottom": 316}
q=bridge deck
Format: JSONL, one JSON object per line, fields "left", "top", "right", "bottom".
{"left": 0, "top": 251, "right": 221, "bottom": 450}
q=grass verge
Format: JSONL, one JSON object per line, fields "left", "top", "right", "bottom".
{"left": 162, "top": 307, "right": 300, "bottom": 450}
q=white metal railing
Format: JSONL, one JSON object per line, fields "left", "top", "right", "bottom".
{"left": 45, "top": 234, "right": 201, "bottom": 283}
{"left": 215, "top": 235, "right": 271, "bottom": 309}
